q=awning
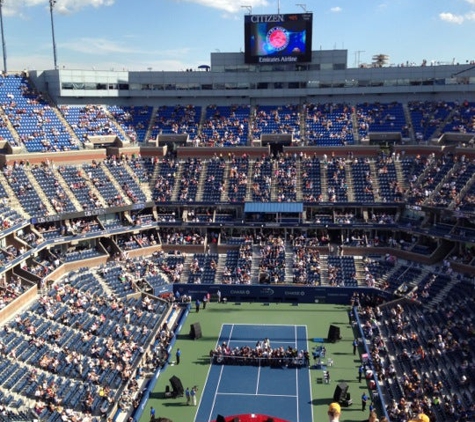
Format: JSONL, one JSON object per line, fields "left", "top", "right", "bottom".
{"left": 244, "top": 202, "right": 303, "bottom": 213}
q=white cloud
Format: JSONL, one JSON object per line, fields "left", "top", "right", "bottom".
{"left": 439, "top": 12, "right": 465, "bottom": 24}
{"left": 175, "top": 0, "right": 269, "bottom": 14}
{"left": 440, "top": 0, "right": 475, "bottom": 24}
{"left": 60, "top": 37, "right": 191, "bottom": 58}
{"left": 330, "top": 6, "right": 342, "bottom": 13}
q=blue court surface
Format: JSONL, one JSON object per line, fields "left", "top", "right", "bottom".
{"left": 195, "top": 324, "right": 312, "bottom": 422}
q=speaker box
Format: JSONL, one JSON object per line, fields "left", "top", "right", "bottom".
{"left": 333, "top": 382, "right": 349, "bottom": 403}
{"left": 327, "top": 324, "right": 341, "bottom": 343}
{"left": 169, "top": 376, "right": 184, "bottom": 395}
{"left": 190, "top": 322, "right": 202, "bottom": 340}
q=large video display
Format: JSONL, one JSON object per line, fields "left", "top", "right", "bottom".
{"left": 244, "top": 13, "right": 313, "bottom": 64}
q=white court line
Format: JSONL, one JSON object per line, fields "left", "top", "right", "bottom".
{"left": 217, "top": 392, "right": 298, "bottom": 398}
{"left": 255, "top": 365, "right": 261, "bottom": 395}
{"left": 208, "top": 365, "right": 225, "bottom": 422}
{"left": 305, "top": 324, "right": 313, "bottom": 422}
{"left": 208, "top": 324, "right": 235, "bottom": 422}
{"left": 224, "top": 323, "right": 305, "bottom": 327}
{"left": 229, "top": 339, "right": 297, "bottom": 344}
{"left": 295, "top": 325, "right": 300, "bottom": 422}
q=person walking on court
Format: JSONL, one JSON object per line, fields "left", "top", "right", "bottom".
{"left": 185, "top": 387, "right": 190, "bottom": 405}
{"left": 217, "top": 289, "right": 221, "bottom": 303}
{"left": 353, "top": 338, "right": 358, "bottom": 355}
{"left": 176, "top": 348, "right": 181, "bottom": 365}
{"left": 195, "top": 298, "right": 201, "bottom": 313}
{"left": 203, "top": 294, "right": 208, "bottom": 309}
{"left": 150, "top": 406, "right": 155, "bottom": 420}
{"left": 358, "top": 364, "right": 364, "bottom": 383}
{"left": 361, "top": 392, "right": 369, "bottom": 411}
{"left": 191, "top": 385, "right": 197, "bottom": 405}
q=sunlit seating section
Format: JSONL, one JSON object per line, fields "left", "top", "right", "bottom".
{"left": 275, "top": 155, "right": 298, "bottom": 201}
{"left": 201, "top": 105, "right": 250, "bottom": 146}
{"left": 349, "top": 160, "right": 374, "bottom": 203}
{"left": 31, "top": 166, "right": 77, "bottom": 214}
{"left": 0, "top": 75, "right": 78, "bottom": 152}
{"left": 150, "top": 105, "right": 200, "bottom": 140}
{"left": 326, "top": 159, "right": 348, "bottom": 202}
{"left": 356, "top": 102, "right": 408, "bottom": 137}
{"left": 176, "top": 158, "right": 202, "bottom": 202}
{"left": 227, "top": 156, "right": 249, "bottom": 202}
{"left": 108, "top": 105, "right": 153, "bottom": 142}
{"left": 251, "top": 156, "right": 272, "bottom": 202}
{"left": 83, "top": 162, "right": 127, "bottom": 207}
{"left": 301, "top": 156, "right": 322, "bottom": 202}
{"left": 375, "top": 157, "right": 404, "bottom": 202}
{"left": 253, "top": 104, "right": 301, "bottom": 140}
{"left": 408, "top": 101, "right": 454, "bottom": 141}
{"left": 153, "top": 156, "right": 179, "bottom": 202}
{"left": 202, "top": 157, "right": 226, "bottom": 202}
{"left": 59, "top": 105, "right": 125, "bottom": 143}
{"left": 305, "top": 103, "right": 354, "bottom": 146}
{"left": 58, "top": 165, "right": 104, "bottom": 210}
{"left": 442, "top": 101, "right": 475, "bottom": 134}
{"left": 103, "top": 157, "right": 147, "bottom": 204}
{"left": 5, "top": 165, "right": 47, "bottom": 218}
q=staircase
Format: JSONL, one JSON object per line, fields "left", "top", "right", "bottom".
{"left": 251, "top": 244, "right": 261, "bottom": 284}
{"left": 0, "top": 173, "right": 28, "bottom": 219}
{"left": 394, "top": 160, "right": 409, "bottom": 191}
{"left": 295, "top": 159, "right": 303, "bottom": 201}
{"left": 51, "top": 167, "right": 82, "bottom": 211}
{"left": 171, "top": 163, "right": 184, "bottom": 201}
{"left": 428, "top": 276, "right": 460, "bottom": 308}
{"left": 179, "top": 254, "right": 193, "bottom": 284}
{"left": 368, "top": 160, "right": 382, "bottom": 202}
{"left": 123, "top": 160, "right": 153, "bottom": 201}
{"left": 284, "top": 250, "right": 294, "bottom": 284}
{"left": 101, "top": 165, "right": 133, "bottom": 205}
{"left": 23, "top": 168, "right": 56, "bottom": 215}
{"left": 220, "top": 161, "right": 231, "bottom": 202}
{"left": 81, "top": 168, "right": 108, "bottom": 208}
{"left": 196, "top": 161, "right": 209, "bottom": 202}
{"left": 345, "top": 162, "right": 355, "bottom": 202}
{"left": 402, "top": 103, "right": 416, "bottom": 142}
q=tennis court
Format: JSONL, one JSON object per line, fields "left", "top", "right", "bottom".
{"left": 195, "top": 323, "right": 313, "bottom": 422}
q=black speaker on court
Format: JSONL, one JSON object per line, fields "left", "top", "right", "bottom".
{"left": 169, "top": 376, "right": 184, "bottom": 396}
{"left": 216, "top": 416, "right": 226, "bottom": 422}
{"left": 327, "top": 324, "right": 341, "bottom": 343}
{"left": 333, "top": 382, "right": 349, "bottom": 403}
{"left": 190, "top": 322, "right": 202, "bottom": 339}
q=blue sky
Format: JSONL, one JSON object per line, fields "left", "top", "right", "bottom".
{"left": 2, "top": 0, "right": 475, "bottom": 71}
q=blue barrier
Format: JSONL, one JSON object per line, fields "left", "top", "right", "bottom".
{"left": 353, "top": 307, "right": 390, "bottom": 421}
{"left": 174, "top": 284, "right": 393, "bottom": 305}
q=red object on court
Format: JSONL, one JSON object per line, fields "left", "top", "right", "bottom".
{"left": 212, "top": 414, "right": 290, "bottom": 422}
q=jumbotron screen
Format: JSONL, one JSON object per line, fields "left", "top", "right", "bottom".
{"left": 244, "top": 13, "right": 313, "bottom": 64}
